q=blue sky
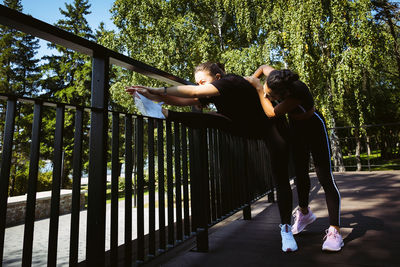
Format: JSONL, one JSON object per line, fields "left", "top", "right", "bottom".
{"left": 2, "top": 0, "right": 118, "bottom": 58}
{"left": 19, "top": 0, "right": 117, "bottom": 31}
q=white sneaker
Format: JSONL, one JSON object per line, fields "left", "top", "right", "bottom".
{"left": 322, "top": 226, "right": 344, "bottom": 251}
{"left": 292, "top": 207, "right": 317, "bottom": 235}
{"left": 134, "top": 93, "right": 165, "bottom": 119}
{"left": 280, "top": 224, "right": 298, "bottom": 252}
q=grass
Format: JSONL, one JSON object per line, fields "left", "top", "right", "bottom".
{"left": 341, "top": 150, "right": 400, "bottom": 171}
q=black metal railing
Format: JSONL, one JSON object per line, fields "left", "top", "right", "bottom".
{"left": 0, "top": 95, "right": 274, "bottom": 266}
{"left": 0, "top": 5, "right": 275, "bottom": 267}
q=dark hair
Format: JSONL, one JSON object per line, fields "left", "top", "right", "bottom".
{"left": 195, "top": 62, "right": 226, "bottom": 77}
{"left": 266, "top": 69, "right": 299, "bottom": 97}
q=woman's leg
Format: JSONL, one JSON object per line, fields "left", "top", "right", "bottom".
{"left": 308, "top": 113, "right": 341, "bottom": 227}
{"left": 308, "top": 112, "right": 343, "bottom": 251}
{"left": 264, "top": 121, "right": 292, "bottom": 225}
{"left": 291, "top": 130, "right": 311, "bottom": 210}
{"left": 290, "top": 126, "right": 319, "bottom": 235}
{"left": 264, "top": 120, "right": 298, "bottom": 252}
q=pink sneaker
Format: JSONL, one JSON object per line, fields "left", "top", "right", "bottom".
{"left": 292, "top": 207, "right": 316, "bottom": 235}
{"left": 322, "top": 226, "right": 344, "bottom": 251}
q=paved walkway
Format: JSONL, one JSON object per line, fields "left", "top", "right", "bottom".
{"left": 145, "top": 171, "right": 400, "bottom": 267}
{"left": 3, "top": 195, "right": 172, "bottom": 266}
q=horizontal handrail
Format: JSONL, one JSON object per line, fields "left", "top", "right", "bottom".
{"left": 0, "top": 93, "right": 152, "bottom": 117}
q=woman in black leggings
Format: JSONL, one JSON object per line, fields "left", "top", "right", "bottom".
{"left": 246, "top": 65, "right": 343, "bottom": 252}
{"left": 126, "top": 62, "right": 298, "bottom": 252}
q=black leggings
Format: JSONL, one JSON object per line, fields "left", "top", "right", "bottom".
{"left": 290, "top": 111, "right": 341, "bottom": 226}
{"left": 168, "top": 110, "right": 293, "bottom": 224}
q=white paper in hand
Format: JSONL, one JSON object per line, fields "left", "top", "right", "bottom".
{"left": 134, "top": 93, "right": 165, "bottom": 119}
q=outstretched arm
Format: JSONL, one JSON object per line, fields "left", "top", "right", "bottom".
{"left": 252, "top": 65, "right": 276, "bottom": 78}
{"left": 160, "top": 95, "right": 202, "bottom": 106}
{"left": 126, "top": 83, "right": 220, "bottom": 98}
{"left": 126, "top": 87, "right": 202, "bottom": 106}
{"left": 126, "top": 83, "right": 220, "bottom": 106}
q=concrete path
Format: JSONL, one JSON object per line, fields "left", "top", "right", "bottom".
{"left": 3, "top": 196, "right": 175, "bottom": 266}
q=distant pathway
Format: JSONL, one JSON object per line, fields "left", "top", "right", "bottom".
{"left": 4, "top": 193, "right": 174, "bottom": 266}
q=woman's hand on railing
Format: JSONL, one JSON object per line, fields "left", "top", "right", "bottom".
{"left": 125, "top": 86, "right": 163, "bottom": 102}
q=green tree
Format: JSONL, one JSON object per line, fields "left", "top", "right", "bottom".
{"left": 39, "top": 0, "right": 94, "bottom": 187}
{"left": 40, "top": 0, "right": 93, "bottom": 104}
{"left": 258, "top": 0, "right": 398, "bottom": 170}
{"left": 0, "top": 0, "right": 44, "bottom": 194}
{"left": 103, "top": 0, "right": 400, "bottom": 171}
{"left": 0, "top": 0, "right": 21, "bottom": 93}
{"left": 91, "top": 0, "right": 400, "bottom": 172}
{"left": 105, "top": 0, "right": 268, "bottom": 112}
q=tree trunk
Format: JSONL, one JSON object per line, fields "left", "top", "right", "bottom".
{"left": 10, "top": 104, "right": 22, "bottom": 196}
{"left": 366, "top": 135, "right": 371, "bottom": 171}
{"left": 326, "top": 84, "right": 345, "bottom": 172}
{"left": 330, "top": 128, "right": 346, "bottom": 172}
{"left": 218, "top": 23, "right": 223, "bottom": 51}
{"left": 384, "top": 8, "right": 400, "bottom": 77}
{"left": 355, "top": 128, "right": 362, "bottom": 171}
{"left": 62, "top": 151, "right": 73, "bottom": 189}
{"left": 9, "top": 173, "right": 15, "bottom": 196}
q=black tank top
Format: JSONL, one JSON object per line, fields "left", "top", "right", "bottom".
{"left": 198, "top": 74, "right": 273, "bottom": 137}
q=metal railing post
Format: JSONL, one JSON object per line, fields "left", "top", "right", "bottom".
{"left": 48, "top": 104, "right": 65, "bottom": 266}
{"left": 86, "top": 53, "right": 109, "bottom": 266}
{"left": 193, "top": 128, "right": 209, "bottom": 252}
{"left": 69, "top": 108, "right": 84, "bottom": 266}
{"left": 125, "top": 115, "right": 133, "bottom": 264}
{"left": 22, "top": 101, "right": 42, "bottom": 267}
{"left": 0, "top": 99, "right": 16, "bottom": 264}
{"left": 136, "top": 116, "right": 145, "bottom": 263}
{"left": 242, "top": 138, "right": 252, "bottom": 220}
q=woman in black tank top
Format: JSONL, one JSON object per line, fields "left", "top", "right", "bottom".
{"left": 246, "top": 65, "right": 344, "bottom": 252}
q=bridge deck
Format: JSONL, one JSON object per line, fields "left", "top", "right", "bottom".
{"left": 144, "top": 171, "right": 400, "bottom": 267}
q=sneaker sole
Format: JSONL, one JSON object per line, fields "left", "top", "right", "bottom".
{"left": 292, "top": 215, "right": 317, "bottom": 235}
{"left": 282, "top": 247, "right": 298, "bottom": 252}
{"left": 322, "top": 241, "right": 344, "bottom": 252}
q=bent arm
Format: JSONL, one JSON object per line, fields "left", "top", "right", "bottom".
{"left": 252, "top": 65, "right": 276, "bottom": 78}
{"left": 257, "top": 91, "right": 301, "bottom": 118}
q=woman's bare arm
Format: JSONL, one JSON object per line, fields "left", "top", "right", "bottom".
{"left": 245, "top": 76, "right": 301, "bottom": 118}
{"left": 252, "top": 65, "right": 276, "bottom": 78}
{"left": 125, "top": 87, "right": 202, "bottom": 106}
{"left": 257, "top": 91, "right": 301, "bottom": 118}
{"left": 126, "top": 83, "right": 220, "bottom": 99}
